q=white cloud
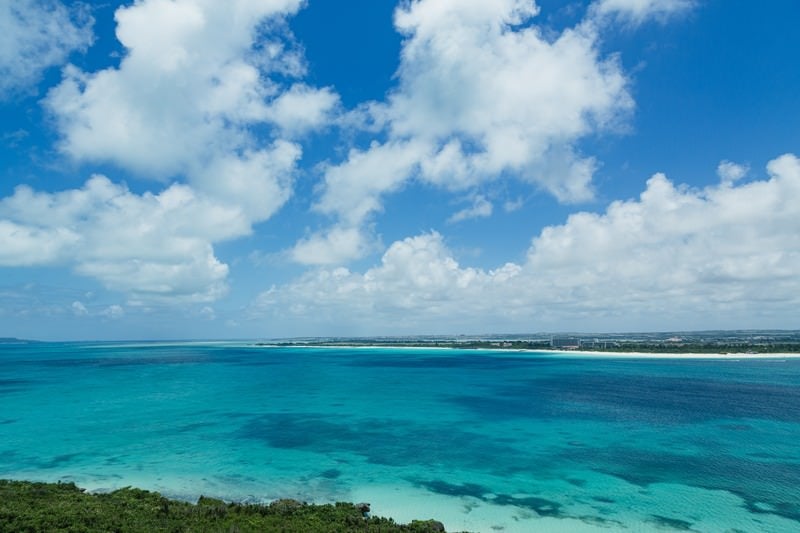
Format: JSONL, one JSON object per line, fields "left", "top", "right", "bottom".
{"left": 388, "top": 0, "right": 629, "bottom": 161}
{"left": 0, "top": 176, "right": 245, "bottom": 303}
{"left": 314, "top": 140, "right": 427, "bottom": 225}
{"left": 0, "top": 0, "right": 93, "bottom": 96}
{"left": 265, "top": 84, "right": 340, "bottom": 136}
{"left": 302, "top": 0, "right": 633, "bottom": 263}
{"left": 45, "top": 0, "right": 336, "bottom": 220}
{"left": 71, "top": 301, "right": 88, "bottom": 316}
{"left": 190, "top": 142, "right": 300, "bottom": 221}
{"left": 0, "top": 220, "right": 79, "bottom": 266}
{"left": 448, "top": 195, "right": 493, "bottom": 223}
{"left": 1, "top": 0, "right": 340, "bottom": 304}
{"left": 717, "top": 160, "right": 749, "bottom": 186}
{"left": 101, "top": 304, "right": 125, "bottom": 320}
{"left": 254, "top": 154, "right": 800, "bottom": 333}
{"left": 291, "top": 226, "right": 376, "bottom": 266}
{"left": 0, "top": 143, "right": 298, "bottom": 303}
{"left": 504, "top": 197, "right": 525, "bottom": 213}
{"left": 255, "top": 231, "right": 525, "bottom": 332}
{"left": 591, "top": 0, "right": 695, "bottom": 25}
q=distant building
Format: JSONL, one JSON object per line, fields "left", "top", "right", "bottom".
{"left": 550, "top": 336, "right": 581, "bottom": 349}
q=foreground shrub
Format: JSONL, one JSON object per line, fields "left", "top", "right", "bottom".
{"left": 0, "top": 480, "right": 450, "bottom": 532}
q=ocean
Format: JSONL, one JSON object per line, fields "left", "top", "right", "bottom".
{"left": 1, "top": 342, "right": 799, "bottom": 532}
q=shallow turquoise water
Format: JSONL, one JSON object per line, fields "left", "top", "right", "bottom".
{"left": 1, "top": 342, "right": 799, "bottom": 532}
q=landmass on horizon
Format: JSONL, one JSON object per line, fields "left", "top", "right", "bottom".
{"left": 6, "top": 330, "right": 799, "bottom": 354}
{"left": 0, "top": 338, "right": 40, "bottom": 344}
{"left": 260, "top": 330, "right": 800, "bottom": 354}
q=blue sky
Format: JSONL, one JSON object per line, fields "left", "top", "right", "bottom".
{"left": 1, "top": 0, "right": 799, "bottom": 341}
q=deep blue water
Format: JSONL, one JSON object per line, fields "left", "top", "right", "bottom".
{"left": 1, "top": 342, "right": 799, "bottom": 532}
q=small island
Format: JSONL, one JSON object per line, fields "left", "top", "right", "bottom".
{"left": 0, "top": 337, "right": 37, "bottom": 344}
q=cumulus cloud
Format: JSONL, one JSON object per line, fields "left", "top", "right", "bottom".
{"left": 255, "top": 154, "right": 800, "bottom": 333}
{"left": 0, "top": 176, "right": 244, "bottom": 303}
{"left": 0, "top": 0, "right": 339, "bottom": 303}
{"left": 265, "top": 84, "right": 341, "bottom": 136}
{"left": 298, "top": 0, "right": 632, "bottom": 264}
{"left": 448, "top": 195, "right": 493, "bottom": 223}
{"left": 46, "top": 0, "right": 338, "bottom": 188}
{"left": 190, "top": 142, "right": 300, "bottom": 221}
{"left": 260, "top": 231, "right": 516, "bottom": 331}
{"left": 291, "top": 226, "right": 376, "bottom": 266}
{"left": 313, "top": 140, "right": 426, "bottom": 225}
{"left": 71, "top": 301, "right": 88, "bottom": 316}
{"left": 101, "top": 304, "right": 125, "bottom": 320}
{"left": 0, "top": 0, "right": 93, "bottom": 96}
{"left": 0, "top": 220, "right": 79, "bottom": 266}
{"left": 717, "top": 160, "right": 749, "bottom": 186}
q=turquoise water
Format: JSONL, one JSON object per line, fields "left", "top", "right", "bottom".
{"left": 1, "top": 342, "right": 799, "bottom": 532}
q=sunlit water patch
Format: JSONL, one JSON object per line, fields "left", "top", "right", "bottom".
{"left": 1, "top": 343, "right": 799, "bottom": 532}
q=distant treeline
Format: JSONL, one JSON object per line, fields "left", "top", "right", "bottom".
{"left": 581, "top": 342, "right": 800, "bottom": 354}
{"left": 260, "top": 339, "right": 800, "bottom": 353}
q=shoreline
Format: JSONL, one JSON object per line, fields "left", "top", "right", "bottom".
{"left": 0, "top": 479, "right": 451, "bottom": 533}
{"left": 253, "top": 343, "right": 800, "bottom": 359}
{"left": 0, "top": 477, "right": 675, "bottom": 533}
{"left": 535, "top": 348, "right": 800, "bottom": 359}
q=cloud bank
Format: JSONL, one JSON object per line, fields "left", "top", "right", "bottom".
{"left": 1, "top": 0, "right": 337, "bottom": 303}
{"left": 0, "top": 176, "right": 242, "bottom": 302}
{"left": 256, "top": 154, "right": 800, "bottom": 333}
{"left": 293, "top": 0, "right": 634, "bottom": 264}
{"left": 0, "top": 0, "right": 93, "bottom": 96}
{"left": 5, "top": 0, "right": 785, "bottom": 339}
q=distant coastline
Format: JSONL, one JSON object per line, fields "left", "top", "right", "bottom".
{"left": 255, "top": 342, "right": 800, "bottom": 358}
{"left": 538, "top": 349, "right": 800, "bottom": 359}
{"left": 0, "top": 337, "right": 38, "bottom": 344}
{"left": 4, "top": 331, "right": 799, "bottom": 356}
{"left": 254, "top": 331, "right": 800, "bottom": 357}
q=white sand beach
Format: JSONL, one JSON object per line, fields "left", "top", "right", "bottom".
{"left": 537, "top": 349, "right": 800, "bottom": 359}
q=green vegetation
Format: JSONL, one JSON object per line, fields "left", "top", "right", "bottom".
{"left": 263, "top": 340, "right": 553, "bottom": 351}
{"left": 263, "top": 339, "right": 800, "bottom": 354}
{"left": 259, "top": 331, "right": 800, "bottom": 354}
{"left": 0, "top": 480, "right": 448, "bottom": 533}
{"left": 579, "top": 341, "right": 800, "bottom": 354}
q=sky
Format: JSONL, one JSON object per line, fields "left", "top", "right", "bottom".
{"left": 1, "top": 0, "right": 799, "bottom": 341}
